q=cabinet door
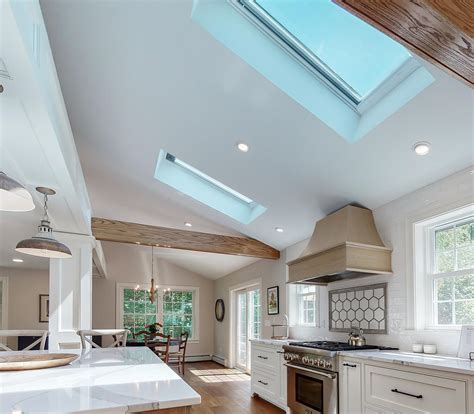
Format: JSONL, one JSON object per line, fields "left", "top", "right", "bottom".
{"left": 279, "top": 351, "right": 287, "bottom": 405}
{"left": 340, "top": 360, "right": 362, "bottom": 414}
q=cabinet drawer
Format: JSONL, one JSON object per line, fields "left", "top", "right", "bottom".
{"left": 365, "top": 365, "right": 466, "bottom": 414}
{"left": 251, "top": 345, "right": 279, "bottom": 372}
{"left": 251, "top": 367, "right": 278, "bottom": 399}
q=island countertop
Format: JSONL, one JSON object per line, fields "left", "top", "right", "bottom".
{"left": 0, "top": 347, "right": 201, "bottom": 413}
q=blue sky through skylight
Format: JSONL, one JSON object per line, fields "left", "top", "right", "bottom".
{"left": 154, "top": 150, "right": 266, "bottom": 224}
{"left": 255, "top": 0, "right": 412, "bottom": 99}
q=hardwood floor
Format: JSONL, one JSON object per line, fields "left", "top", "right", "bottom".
{"left": 171, "top": 361, "right": 285, "bottom": 414}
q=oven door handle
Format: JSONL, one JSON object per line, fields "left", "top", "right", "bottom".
{"left": 284, "top": 363, "right": 337, "bottom": 379}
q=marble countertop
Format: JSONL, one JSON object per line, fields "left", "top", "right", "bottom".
{"left": 250, "top": 338, "right": 291, "bottom": 346}
{"left": 339, "top": 350, "right": 474, "bottom": 376}
{"left": 0, "top": 347, "right": 201, "bottom": 413}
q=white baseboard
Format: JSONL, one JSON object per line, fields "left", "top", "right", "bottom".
{"left": 185, "top": 354, "right": 212, "bottom": 362}
{"left": 211, "top": 354, "right": 226, "bottom": 366}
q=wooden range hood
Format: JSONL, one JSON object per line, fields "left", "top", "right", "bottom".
{"left": 287, "top": 205, "right": 392, "bottom": 285}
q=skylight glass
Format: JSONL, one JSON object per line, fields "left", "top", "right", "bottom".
{"left": 154, "top": 151, "right": 266, "bottom": 224}
{"left": 242, "top": 0, "right": 412, "bottom": 102}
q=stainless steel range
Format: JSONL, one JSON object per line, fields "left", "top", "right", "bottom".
{"left": 284, "top": 341, "right": 391, "bottom": 414}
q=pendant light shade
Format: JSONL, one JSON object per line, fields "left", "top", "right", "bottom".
{"left": 0, "top": 171, "right": 35, "bottom": 212}
{"left": 15, "top": 187, "right": 72, "bottom": 259}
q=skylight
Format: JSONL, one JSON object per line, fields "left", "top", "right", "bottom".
{"left": 191, "top": 0, "right": 434, "bottom": 142}
{"left": 241, "top": 0, "right": 412, "bottom": 103}
{"left": 154, "top": 150, "right": 266, "bottom": 224}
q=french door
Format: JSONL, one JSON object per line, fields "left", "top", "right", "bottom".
{"left": 235, "top": 286, "right": 261, "bottom": 372}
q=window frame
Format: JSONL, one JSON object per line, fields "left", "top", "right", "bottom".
{"left": 414, "top": 206, "right": 474, "bottom": 330}
{"left": 116, "top": 283, "right": 200, "bottom": 341}
{"left": 289, "top": 284, "right": 320, "bottom": 327}
{"left": 426, "top": 217, "right": 474, "bottom": 327}
{"left": 232, "top": 0, "right": 418, "bottom": 110}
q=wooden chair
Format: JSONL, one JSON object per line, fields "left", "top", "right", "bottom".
{"left": 0, "top": 330, "right": 48, "bottom": 351}
{"left": 145, "top": 332, "right": 171, "bottom": 362}
{"left": 77, "top": 329, "right": 129, "bottom": 349}
{"left": 167, "top": 332, "right": 189, "bottom": 374}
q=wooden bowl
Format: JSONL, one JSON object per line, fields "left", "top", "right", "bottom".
{"left": 0, "top": 353, "right": 79, "bottom": 371}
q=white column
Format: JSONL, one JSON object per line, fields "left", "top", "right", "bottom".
{"left": 49, "top": 233, "right": 95, "bottom": 350}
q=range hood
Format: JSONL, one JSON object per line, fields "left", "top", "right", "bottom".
{"left": 287, "top": 205, "right": 392, "bottom": 284}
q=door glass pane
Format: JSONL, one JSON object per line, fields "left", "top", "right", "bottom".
{"left": 237, "top": 291, "right": 248, "bottom": 367}
{"left": 249, "top": 289, "right": 261, "bottom": 340}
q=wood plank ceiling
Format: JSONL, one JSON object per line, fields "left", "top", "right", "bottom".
{"left": 92, "top": 217, "right": 280, "bottom": 260}
{"left": 334, "top": 0, "right": 473, "bottom": 87}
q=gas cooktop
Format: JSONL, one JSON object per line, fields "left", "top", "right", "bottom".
{"left": 289, "top": 341, "right": 381, "bottom": 351}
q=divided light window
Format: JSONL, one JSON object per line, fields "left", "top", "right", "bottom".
{"left": 121, "top": 286, "right": 197, "bottom": 339}
{"left": 123, "top": 288, "right": 157, "bottom": 334}
{"left": 296, "top": 285, "right": 318, "bottom": 326}
{"left": 432, "top": 218, "right": 474, "bottom": 325}
{"left": 237, "top": 0, "right": 412, "bottom": 105}
{"left": 163, "top": 290, "right": 193, "bottom": 337}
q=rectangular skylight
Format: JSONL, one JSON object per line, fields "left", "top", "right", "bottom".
{"left": 238, "top": 0, "right": 412, "bottom": 103}
{"left": 154, "top": 150, "right": 266, "bottom": 224}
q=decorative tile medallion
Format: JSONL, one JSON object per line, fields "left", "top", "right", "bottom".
{"left": 328, "top": 283, "right": 387, "bottom": 334}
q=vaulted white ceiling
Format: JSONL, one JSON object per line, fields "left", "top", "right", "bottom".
{"left": 39, "top": 0, "right": 473, "bottom": 278}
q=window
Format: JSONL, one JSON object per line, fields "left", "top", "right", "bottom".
{"left": 117, "top": 284, "right": 199, "bottom": 340}
{"left": 431, "top": 219, "right": 474, "bottom": 325}
{"left": 193, "top": 0, "right": 434, "bottom": 142}
{"left": 249, "top": 289, "right": 261, "bottom": 339}
{"left": 123, "top": 288, "right": 157, "bottom": 335}
{"left": 289, "top": 285, "right": 319, "bottom": 327}
{"left": 154, "top": 150, "right": 266, "bottom": 224}
{"left": 297, "top": 285, "right": 318, "bottom": 325}
{"left": 237, "top": 0, "right": 413, "bottom": 104}
{"left": 163, "top": 290, "right": 194, "bottom": 337}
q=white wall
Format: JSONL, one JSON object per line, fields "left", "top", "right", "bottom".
{"left": 214, "top": 167, "right": 473, "bottom": 360}
{"left": 0, "top": 267, "right": 49, "bottom": 332}
{"left": 93, "top": 242, "right": 214, "bottom": 357}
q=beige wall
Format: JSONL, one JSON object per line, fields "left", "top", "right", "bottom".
{"left": 93, "top": 242, "right": 214, "bottom": 357}
{"left": 213, "top": 252, "right": 287, "bottom": 364}
{"left": 0, "top": 267, "right": 49, "bottom": 349}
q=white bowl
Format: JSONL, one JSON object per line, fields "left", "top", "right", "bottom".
{"left": 423, "top": 344, "right": 437, "bottom": 354}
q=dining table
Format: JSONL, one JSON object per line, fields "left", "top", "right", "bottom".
{"left": 127, "top": 338, "right": 181, "bottom": 348}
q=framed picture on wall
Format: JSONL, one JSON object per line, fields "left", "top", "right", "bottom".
{"left": 267, "top": 286, "right": 279, "bottom": 315}
{"left": 39, "top": 294, "right": 49, "bottom": 323}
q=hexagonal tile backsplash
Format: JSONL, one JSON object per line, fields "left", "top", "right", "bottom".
{"left": 329, "top": 283, "right": 387, "bottom": 334}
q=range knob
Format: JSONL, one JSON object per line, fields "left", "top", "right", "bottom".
{"left": 302, "top": 356, "right": 309, "bottom": 364}
{"left": 325, "top": 360, "right": 332, "bottom": 369}
{"left": 318, "top": 359, "right": 325, "bottom": 367}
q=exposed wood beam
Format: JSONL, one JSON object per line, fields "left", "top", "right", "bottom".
{"left": 91, "top": 217, "right": 280, "bottom": 260}
{"left": 333, "top": 0, "right": 473, "bottom": 87}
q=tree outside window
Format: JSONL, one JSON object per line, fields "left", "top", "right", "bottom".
{"left": 433, "top": 219, "right": 474, "bottom": 325}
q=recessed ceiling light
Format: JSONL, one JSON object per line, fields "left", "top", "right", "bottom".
{"left": 275, "top": 227, "right": 284, "bottom": 233}
{"left": 135, "top": 241, "right": 141, "bottom": 245}
{"left": 184, "top": 222, "right": 192, "bottom": 227}
{"left": 237, "top": 142, "right": 249, "bottom": 152}
{"left": 413, "top": 141, "right": 431, "bottom": 156}
{"left": 12, "top": 258, "right": 24, "bottom": 263}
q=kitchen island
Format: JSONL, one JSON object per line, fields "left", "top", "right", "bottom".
{"left": 0, "top": 347, "right": 201, "bottom": 413}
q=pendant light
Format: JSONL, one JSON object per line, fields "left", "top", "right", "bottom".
{"left": 15, "top": 187, "right": 72, "bottom": 259}
{"left": 148, "top": 246, "right": 158, "bottom": 304}
{"left": 0, "top": 171, "right": 35, "bottom": 212}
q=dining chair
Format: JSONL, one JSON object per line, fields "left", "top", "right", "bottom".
{"left": 145, "top": 332, "right": 171, "bottom": 362}
{"left": 0, "top": 330, "right": 49, "bottom": 351}
{"left": 167, "top": 332, "right": 189, "bottom": 374}
{"left": 77, "top": 329, "right": 129, "bottom": 349}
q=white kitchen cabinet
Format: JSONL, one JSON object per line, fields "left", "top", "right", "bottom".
{"left": 339, "top": 356, "right": 471, "bottom": 414}
{"left": 339, "top": 359, "right": 363, "bottom": 414}
{"left": 250, "top": 340, "right": 288, "bottom": 412}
